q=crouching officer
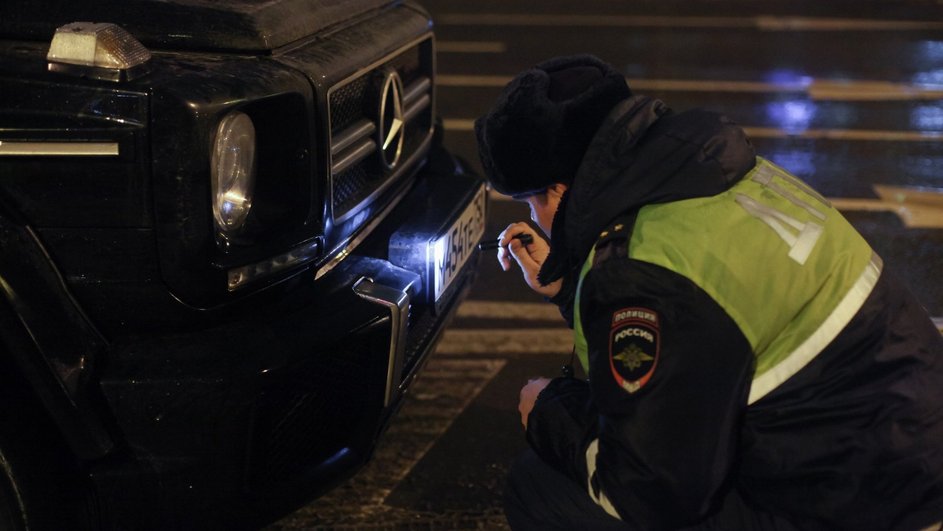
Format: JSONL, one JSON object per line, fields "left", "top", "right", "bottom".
{"left": 475, "top": 54, "right": 943, "bottom": 530}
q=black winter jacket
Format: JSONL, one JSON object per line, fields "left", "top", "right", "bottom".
{"left": 526, "top": 96, "right": 943, "bottom": 531}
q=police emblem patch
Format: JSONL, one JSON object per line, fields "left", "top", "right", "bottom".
{"left": 609, "top": 307, "right": 660, "bottom": 393}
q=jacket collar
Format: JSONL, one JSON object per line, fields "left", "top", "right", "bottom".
{"left": 538, "top": 95, "right": 757, "bottom": 286}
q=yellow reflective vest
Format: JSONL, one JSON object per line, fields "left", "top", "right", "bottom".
{"left": 574, "top": 157, "right": 881, "bottom": 403}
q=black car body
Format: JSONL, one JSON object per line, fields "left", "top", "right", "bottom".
{"left": 0, "top": 1, "right": 485, "bottom": 528}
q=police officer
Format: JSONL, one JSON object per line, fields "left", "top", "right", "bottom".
{"left": 475, "top": 55, "right": 943, "bottom": 530}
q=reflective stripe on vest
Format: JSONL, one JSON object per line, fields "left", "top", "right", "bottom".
{"left": 585, "top": 439, "right": 623, "bottom": 520}
{"left": 573, "top": 246, "right": 596, "bottom": 373}
{"left": 574, "top": 157, "right": 880, "bottom": 404}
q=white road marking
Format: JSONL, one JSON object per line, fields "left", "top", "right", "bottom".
{"left": 447, "top": 118, "right": 943, "bottom": 142}
{"left": 754, "top": 16, "right": 943, "bottom": 31}
{"left": 440, "top": 119, "right": 482, "bottom": 131}
{"left": 808, "top": 80, "right": 943, "bottom": 101}
{"left": 456, "top": 300, "right": 564, "bottom": 322}
{"left": 437, "top": 14, "right": 751, "bottom": 28}
{"left": 437, "top": 41, "right": 507, "bottom": 53}
{"left": 437, "top": 328, "right": 573, "bottom": 355}
{"left": 743, "top": 127, "right": 943, "bottom": 141}
{"left": 832, "top": 185, "right": 943, "bottom": 228}
{"left": 436, "top": 13, "right": 943, "bottom": 32}
{"left": 437, "top": 75, "right": 943, "bottom": 102}
{"left": 447, "top": 304, "right": 943, "bottom": 351}
{"left": 439, "top": 74, "right": 807, "bottom": 92}
{"left": 631, "top": 79, "right": 806, "bottom": 94}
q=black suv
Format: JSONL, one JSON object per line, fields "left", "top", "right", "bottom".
{"left": 0, "top": 1, "right": 485, "bottom": 529}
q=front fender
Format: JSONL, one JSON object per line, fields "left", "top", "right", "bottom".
{"left": 0, "top": 199, "right": 113, "bottom": 459}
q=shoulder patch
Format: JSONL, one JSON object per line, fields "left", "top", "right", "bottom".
{"left": 608, "top": 307, "right": 660, "bottom": 393}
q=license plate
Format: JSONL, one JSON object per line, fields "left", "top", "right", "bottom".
{"left": 431, "top": 185, "right": 486, "bottom": 302}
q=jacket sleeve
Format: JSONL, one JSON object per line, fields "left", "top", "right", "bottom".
{"left": 524, "top": 376, "right": 596, "bottom": 480}
{"left": 547, "top": 269, "right": 577, "bottom": 328}
{"left": 525, "top": 257, "right": 754, "bottom": 529}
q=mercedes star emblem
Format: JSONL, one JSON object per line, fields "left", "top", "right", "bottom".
{"left": 378, "top": 69, "right": 405, "bottom": 170}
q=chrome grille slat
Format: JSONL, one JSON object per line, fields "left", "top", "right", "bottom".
{"left": 331, "top": 119, "right": 376, "bottom": 157}
{"left": 327, "top": 38, "right": 433, "bottom": 221}
{"left": 402, "top": 77, "right": 431, "bottom": 107}
{"left": 403, "top": 93, "right": 430, "bottom": 123}
{"left": 332, "top": 137, "right": 375, "bottom": 176}
{"left": 329, "top": 77, "right": 430, "bottom": 175}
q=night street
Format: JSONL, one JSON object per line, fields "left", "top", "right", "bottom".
{"left": 268, "top": 2, "right": 943, "bottom": 529}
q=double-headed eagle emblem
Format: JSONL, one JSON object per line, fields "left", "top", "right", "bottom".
{"left": 613, "top": 344, "right": 654, "bottom": 371}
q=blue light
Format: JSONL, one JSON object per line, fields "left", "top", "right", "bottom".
{"left": 912, "top": 69, "right": 943, "bottom": 87}
{"left": 763, "top": 69, "right": 813, "bottom": 90}
{"left": 765, "top": 99, "right": 816, "bottom": 133}
{"left": 918, "top": 40, "right": 943, "bottom": 62}
{"left": 765, "top": 150, "right": 815, "bottom": 178}
{"left": 911, "top": 105, "right": 943, "bottom": 130}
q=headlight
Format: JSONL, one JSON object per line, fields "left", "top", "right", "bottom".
{"left": 211, "top": 111, "right": 256, "bottom": 235}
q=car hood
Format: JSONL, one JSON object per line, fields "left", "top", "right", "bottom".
{"left": 0, "top": 0, "right": 393, "bottom": 52}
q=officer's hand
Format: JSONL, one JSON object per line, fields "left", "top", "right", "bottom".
{"left": 518, "top": 377, "right": 552, "bottom": 430}
{"left": 496, "top": 222, "right": 562, "bottom": 298}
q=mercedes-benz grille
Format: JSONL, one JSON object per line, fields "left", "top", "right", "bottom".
{"left": 328, "top": 38, "right": 434, "bottom": 222}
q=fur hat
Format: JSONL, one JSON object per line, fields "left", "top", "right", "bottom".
{"left": 475, "top": 55, "right": 631, "bottom": 196}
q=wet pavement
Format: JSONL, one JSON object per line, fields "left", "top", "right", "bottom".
{"left": 267, "top": 1, "right": 943, "bottom": 529}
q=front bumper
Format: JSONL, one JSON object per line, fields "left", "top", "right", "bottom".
{"left": 91, "top": 156, "right": 485, "bottom": 529}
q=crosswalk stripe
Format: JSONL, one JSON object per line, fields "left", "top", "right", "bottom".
{"left": 742, "top": 127, "right": 943, "bottom": 141}
{"left": 456, "top": 300, "right": 564, "bottom": 321}
{"left": 435, "top": 13, "right": 943, "bottom": 32}
{"left": 437, "top": 75, "right": 943, "bottom": 102}
{"left": 437, "top": 328, "right": 572, "bottom": 355}
{"left": 832, "top": 185, "right": 943, "bottom": 228}
{"left": 437, "top": 41, "right": 507, "bottom": 53}
{"left": 443, "top": 118, "right": 943, "bottom": 141}
{"left": 437, "top": 322, "right": 942, "bottom": 356}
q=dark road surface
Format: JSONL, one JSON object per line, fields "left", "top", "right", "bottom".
{"left": 267, "top": 1, "right": 943, "bottom": 528}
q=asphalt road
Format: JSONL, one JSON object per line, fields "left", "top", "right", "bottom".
{"left": 268, "top": 1, "right": 943, "bottom": 529}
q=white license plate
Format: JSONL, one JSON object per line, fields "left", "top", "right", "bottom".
{"left": 431, "top": 185, "right": 486, "bottom": 302}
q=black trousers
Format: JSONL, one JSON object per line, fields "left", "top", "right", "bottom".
{"left": 503, "top": 449, "right": 801, "bottom": 531}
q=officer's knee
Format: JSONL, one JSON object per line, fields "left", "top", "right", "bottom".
{"left": 503, "top": 449, "right": 545, "bottom": 529}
